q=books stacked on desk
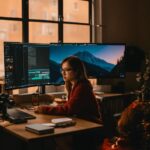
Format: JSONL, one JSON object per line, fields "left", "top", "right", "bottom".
{"left": 25, "top": 124, "right": 54, "bottom": 134}
{"left": 51, "top": 117, "right": 76, "bottom": 127}
{"left": 25, "top": 117, "right": 76, "bottom": 134}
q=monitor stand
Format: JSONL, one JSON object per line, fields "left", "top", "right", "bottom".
{"left": 37, "top": 85, "right": 46, "bottom": 94}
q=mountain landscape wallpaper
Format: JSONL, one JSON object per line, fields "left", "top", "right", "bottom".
{"left": 49, "top": 44, "right": 125, "bottom": 84}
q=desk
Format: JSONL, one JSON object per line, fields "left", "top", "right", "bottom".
{"left": 0, "top": 111, "right": 103, "bottom": 150}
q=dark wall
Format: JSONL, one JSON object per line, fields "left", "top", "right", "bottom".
{"left": 94, "top": 0, "right": 150, "bottom": 91}
{"left": 95, "top": 0, "right": 150, "bottom": 53}
{"left": 102, "top": 0, "right": 138, "bottom": 45}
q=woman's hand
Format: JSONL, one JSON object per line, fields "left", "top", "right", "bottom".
{"left": 34, "top": 106, "right": 44, "bottom": 113}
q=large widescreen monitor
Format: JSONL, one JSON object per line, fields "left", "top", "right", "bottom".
{"left": 4, "top": 42, "right": 126, "bottom": 90}
{"left": 4, "top": 42, "right": 50, "bottom": 90}
{"left": 49, "top": 43, "right": 126, "bottom": 85}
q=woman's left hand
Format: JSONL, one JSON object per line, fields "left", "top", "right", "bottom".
{"left": 34, "top": 106, "right": 44, "bottom": 113}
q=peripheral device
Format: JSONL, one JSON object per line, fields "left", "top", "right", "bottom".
{"left": 7, "top": 108, "right": 36, "bottom": 123}
{"left": 51, "top": 117, "right": 76, "bottom": 127}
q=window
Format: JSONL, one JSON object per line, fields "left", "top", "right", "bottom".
{"left": 64, "top": 0, "right": 89, "bottom": 23}
{"left": 0, "top": 0, "right": 91, "bottom": 81}
{"left": 63, "top": 0, "right": 90, "bottom": 42}
{"left": 64, "top": 24, "right": 90, "bottom": 43}
{"left": 28, "top": 0, "right": 59, "bottom": 43}
{"left": 0, "top": 0, "right": 22, "bottom": 18}
{"left": 29, "top": 0, "right": 58, "bottom": 21}
{"left": 0, "top": 0, "right": 22, "bottom": 77}
{"left": 29, "top": 22, "right": 58, "bottom": 43}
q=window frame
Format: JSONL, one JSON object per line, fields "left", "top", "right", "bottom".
{"left": 0, "top": 0, "right": 92, "bottom": 43}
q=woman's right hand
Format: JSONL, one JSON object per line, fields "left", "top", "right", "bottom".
{"left": 34, "top": 106, "right": 44, "bottom": 113}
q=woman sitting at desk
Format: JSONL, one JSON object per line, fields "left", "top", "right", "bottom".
{"left": 34, "top": 56, "right": 101, "bottom": 123}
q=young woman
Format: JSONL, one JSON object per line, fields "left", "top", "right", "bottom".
{"left": 34, "top": 56, "right": 101, "bottom": 122}
{"left": 34, "top": 56, "right": 102, "bottom": 150}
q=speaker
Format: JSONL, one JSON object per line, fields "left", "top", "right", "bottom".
{"left": 124, "top": 46, "right": 145, "bottom": 72}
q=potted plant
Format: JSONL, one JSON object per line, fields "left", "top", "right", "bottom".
{"left": 136, "top": 54, "right": 150, "bottom": 101}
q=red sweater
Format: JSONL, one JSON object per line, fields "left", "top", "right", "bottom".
{"left": 41, "top": 81, "right": 100, "bottom": 121}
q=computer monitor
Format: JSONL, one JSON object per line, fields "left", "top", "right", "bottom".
{"left": 4, "top": 42, "right": 126, "bottom": 89}
{"left": 4, "top": 42, "right": 50, "bottom": 90}
{"left": 49, "top": 43, "right": 126, "bottom": 85}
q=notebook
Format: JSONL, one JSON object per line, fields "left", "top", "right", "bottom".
{"left": 25, "top": 123, "right": 54, "bottom": 134}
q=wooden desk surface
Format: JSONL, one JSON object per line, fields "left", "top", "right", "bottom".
{"left": 0, "top": 110, "right": 102, "bottom": 142}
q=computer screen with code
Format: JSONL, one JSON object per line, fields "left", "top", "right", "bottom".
{"left": 4, "top": 42, "right": 50, "bottom": 90}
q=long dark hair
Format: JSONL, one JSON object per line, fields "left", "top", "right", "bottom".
{"left": 61, "top": 56, "right": 92, "bottom": 94}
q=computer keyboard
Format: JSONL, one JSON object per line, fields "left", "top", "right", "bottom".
{"left": 7, "top": 108, "right": 36, "bottom": 120}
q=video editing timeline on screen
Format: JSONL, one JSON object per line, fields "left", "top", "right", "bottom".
{"left": 4, "top": 42, "right": 50, "bottom": 90}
